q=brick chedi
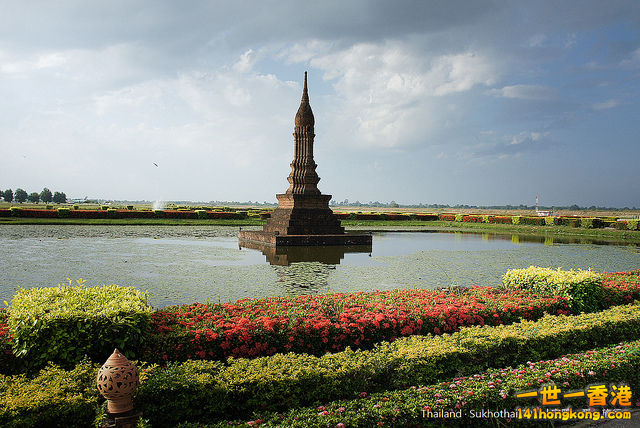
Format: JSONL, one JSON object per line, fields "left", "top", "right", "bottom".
{"left": 263, "top": 72, "right": 344, "bottom": 236}
{"left": 239, "top": 72, "right": 371, "bottom": 247}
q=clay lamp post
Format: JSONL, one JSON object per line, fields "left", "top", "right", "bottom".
{"left": 97, "top": 348, "right": 140, "bottom": 418}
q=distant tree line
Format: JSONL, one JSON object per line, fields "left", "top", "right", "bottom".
{"left": 1, "top": 188, "right": 67, "bottom": 204}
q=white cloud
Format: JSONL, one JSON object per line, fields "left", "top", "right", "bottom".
{"left": 283, "top": 41, "right": 499, "bottom": 148}
{"left": 487, "top": 84, "right": 555, "bottom": 100}
{"left": 591, "top": 99, "right": 619, "bottom": 110}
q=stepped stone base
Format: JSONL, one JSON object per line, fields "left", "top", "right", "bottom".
{"left": 262, "top": 193, "right": 345, "bottom": 235}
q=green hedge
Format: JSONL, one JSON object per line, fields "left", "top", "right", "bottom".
{"left": 0, "top": 360, "right": 99, "bottom": 428}
{"left": 133, "top": 302, "right": 640, "bottom": 424}
{"left": 7, "top": 282, "right": 153, "bottom": 370}
{"left": 502, "top": 266, "right": 605, "bottom": 313}
{"left": 629, "top": 220, "right": 639, "bottom": 231}
{"left": 580, "top": 217, "right": 605, "bottom": 228}
{"left": 194, "top": 209, "right": 207, "bottom": 219}
{"left": 57, "top": 207, "right": 71, "bottom": 218}
{"left": 556, "top": 217, "right": 580, "bottom": 227}
{"left": 211, "top": 340, "right": 640, "bottom": 427}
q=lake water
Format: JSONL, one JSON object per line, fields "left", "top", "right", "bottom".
{"left": 1, "top": 225, "right": 639, "bottom": 308}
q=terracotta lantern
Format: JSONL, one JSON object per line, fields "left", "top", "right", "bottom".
{"left": 96, "top": 348, "right": 139, "bottom": 414}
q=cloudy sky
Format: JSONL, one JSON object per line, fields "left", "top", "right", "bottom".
{"left": 1, "top": 1, "right": 639, "bottom": 207}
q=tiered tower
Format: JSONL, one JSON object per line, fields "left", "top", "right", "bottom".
{"left": 239, "top": 72, "right": 370, "bottom": 247}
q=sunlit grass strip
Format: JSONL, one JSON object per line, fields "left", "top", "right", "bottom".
{"left": 208, "top": 340, "right": 640, "bottom": 427}
{"left": 134, "top": 302, "right": 640, "bottom": 423}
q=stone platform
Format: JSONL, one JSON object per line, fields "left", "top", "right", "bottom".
{"left": 238, "top": 230, "right": 372, "bottom": 247}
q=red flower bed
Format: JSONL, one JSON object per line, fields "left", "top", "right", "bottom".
{"left": 438, "top": 214, "right": 456, "bottom": 221}
{"left": 144, "top": 287, "right": 570, "bottom": 363}
{"left": 486, "top": 215, "right": 512, "bottom": 224}
{"left": 462, "top": 215, "right": 483, "bottom": 223}
{"left": 601, "top": 270, "right": 640, "bottom": 305}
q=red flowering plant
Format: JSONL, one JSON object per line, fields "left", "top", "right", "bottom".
{"left": 601, "top": 270, "right": 640, "bottom": 306}
{"left": 487, "top": 215, "right": 513, "bottom": 224}
{"left": 0, "top": 308, "right": 17, "bottom": 373}
{"left": 144, "top": 287, "right": 570, "bottom": 363}
{"left": 438, "top": 214, "right": 456, "bottom": 221}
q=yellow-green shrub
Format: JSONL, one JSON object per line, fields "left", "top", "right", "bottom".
{"left": 454, "top": 214, "right": 463, "bottom": 222}
{"left": 502, "top": 266, "right": 604, "bottom": 313}
{"left": 0, "top": 360, "right": 99, "bottom": 427}
{"left": 57, "top": 207, "right": 71, "bottom": 218}
{"left": 511, "top": 215, "right": 521, "bottom": 224}
{"left": 194, "top": 209, "right": 207, "bottom": 219}
{"left": 629, "top": 220, "right": 639, "bottom": 231}
{"left": 8, "top": 282, "right": 153, "bottom": 369}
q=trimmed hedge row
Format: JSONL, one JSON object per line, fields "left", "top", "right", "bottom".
{"left": 2, "top": 207, "right": 638, "bottom": 229}
{"left": 137, "top": 302, "right": 640, "bottom": 424}
{"left": 7, "top": 282, "right": 153, "bottom": 370}
{"left": 210, "top": 340, "right": 640, "bottom": 427}
{"left": 0, "top": 208, "right": 247, "bottom": 220}
{"left": 0, "top": 361, "right": 99, "bottom": 428}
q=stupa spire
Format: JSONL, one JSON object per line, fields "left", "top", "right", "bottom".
{"left": 295, "top": 71, "right": 314, "bottom": 128}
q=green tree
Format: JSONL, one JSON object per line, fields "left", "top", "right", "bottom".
{"left": 14, "top": 188, "right": 27, "bottom": 203}
{"left": 27, "top": 192, "right": 40, "bottom": 203}
{"left": 52, "top": 191, "right": 67, "bottom": 204}
{"left": 3, "top": 189, "right": 13, "bottom": 203}
{"left": 40, "top": 188, "right": 52, "bottom": 203}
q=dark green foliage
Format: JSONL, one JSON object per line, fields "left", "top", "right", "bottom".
{"left": 39, "top": 188, "right": 52, "bottom": 204}
{"left": 14, "top": 188, "right": 27, "bottom": 203}
{"left": 3, "top": 189, "right": 13, "bottom": 203}
{"left": 136, "top": 360, "right": 227, "bottom": 427}
{"left": 52, "top": 191, "right": 67, "bottom": 204}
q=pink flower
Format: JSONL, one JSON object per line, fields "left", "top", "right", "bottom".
{"left": 360, "top": 392, "right": 368, "bottom": 398}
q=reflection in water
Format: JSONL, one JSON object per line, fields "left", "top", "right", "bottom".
{"left": 272, "top": 262, "right": 335, "bottom": 295}
{"left": 433, "top": 230, "right": 637, "bottom": 247}
{"left": 238, "top": 241, "right": 372, "bottom": 294}
{"left": 239, "top": 241, "right": 372, "bottom": 266}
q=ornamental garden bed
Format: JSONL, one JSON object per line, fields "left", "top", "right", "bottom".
{"left": 0, "top": 269, "right": 639, "bottom": 426}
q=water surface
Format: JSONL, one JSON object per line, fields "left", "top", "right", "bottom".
{"left": 1, "top": 225, "right": 638, "bottom": 307}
